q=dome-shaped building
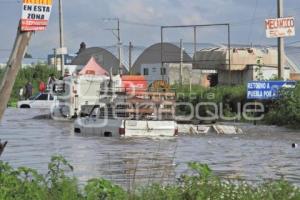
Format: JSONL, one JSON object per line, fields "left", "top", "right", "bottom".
{"left": 71, "top": 47, "right": 121, "bottom": 75}
{"left": 131, "top": 42, "right": 192, "bottom": 74}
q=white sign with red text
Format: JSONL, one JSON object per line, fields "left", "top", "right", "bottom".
{"left": 21, "top": 0, "right": 53, "bottom": 31}
{"left": 265, "top": 17, "right": 295, "bottom": 38}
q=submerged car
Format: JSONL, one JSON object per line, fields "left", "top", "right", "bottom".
{"left": 17, "top": 93, "right": 56, "bottom": 109}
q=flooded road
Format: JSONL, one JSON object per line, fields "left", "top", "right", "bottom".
{"left": 1, "top": 108, "right": 300, "bottom": 187}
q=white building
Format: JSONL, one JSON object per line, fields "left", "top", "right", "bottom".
{"left": 193, "top": 47, "right": 299, "bottom": 85}
{"left": 141, "top": 63, "right": 205, "bottom": 85}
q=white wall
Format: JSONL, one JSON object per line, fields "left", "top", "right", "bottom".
{"left": 141, "top": 63, "right": 163, "bottom": 84}
{"left": 141, "top": 63, "right": 204, "bottom": 85}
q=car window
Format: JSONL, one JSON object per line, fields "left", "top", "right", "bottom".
{"left": 29, "top": 94, "right": 39, "bottom": 100}
{"left": 36, "top": 94, "right": 48, "bottom": 100}
{"left": 49, "top": 95, "right": 54, "bottom": 100}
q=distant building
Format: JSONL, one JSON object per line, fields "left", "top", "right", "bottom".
{"left": 71, "top": 47, "right": 122, "bottom": 75}
{"left": 48, "top": 54, "right": 75, "bottom": 71}
{"left": 132, "top": 42, "right": 209, "bottom": 85}
{"left": 132, "top": 42, "right": 192, "bottom": 74}
{"left": 140, "top": 63, "right": 207, "bottom": 86}
{"left": 286, "top": 46, "right": 300, "bottom": 81}
{"left": 0, "top": 63, "right": 6, "bottom": 69}
{"left": 193, "top": 47, "right": 298, "bottom": 85}
{"left": 66, "top": 43, "right": 300, "bottom": 86}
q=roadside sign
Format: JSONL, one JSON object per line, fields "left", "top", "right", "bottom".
{"left": 247, "top": 81, "right": 296, "bottom": 100}
{"left": 265, "top": 17, "right": 295, "bottom": 38}
{"left": 21, "top": 0, "right": 53, "bottom": 31}
{"left": 55, "top": 47, "right": 68, "bottom": 55}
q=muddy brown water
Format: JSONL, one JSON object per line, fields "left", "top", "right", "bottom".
{"left": 0, "top": 108, "right": 300, "bottom": 187}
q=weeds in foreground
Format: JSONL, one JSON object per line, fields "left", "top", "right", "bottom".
{"left": 0, "top": 156, "right": 299, "bottom": 200}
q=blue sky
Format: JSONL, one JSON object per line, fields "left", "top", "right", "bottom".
{"left": 0, "top": 0, "right": 299, "bottom": 60}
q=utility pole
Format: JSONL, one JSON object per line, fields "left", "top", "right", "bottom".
{"left": 53, "top": 48, "right": 57, "bottom": 70}
{"left": 277, "top": 0, "right": 285, "bottom": 79}
{"left": 58, "top": 0, "right": 65, "bottom": 76}
{"left": 0, "top": 25, "right": 33, "bottom": 120}
{"left": 129, "top": 42, "right": 133, "bottom": 74}
{"left": 161, "top": 27, "right": 164, "bottom": 81}
{"left": 180, "top": 39, "right": 183, "bottom": 85}
{"left": 228, "top": 25, "right": 232, "bottom": 85}
{"left": 103, "top": 18, "right": 122, "bottom": 75}
{"left": 193, "top": 26, "right": 197, "bottom": 55}
{"left": 117, "top": 19, "right": 122, "bottom": 75}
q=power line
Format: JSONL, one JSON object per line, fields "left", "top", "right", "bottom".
{"left": 286, "top": 41, "right": 300, "bottom": 45}
{"left": 120, "top": 19, "right": 161, "bottom": 27}
{"left": 0, "top": 0, "right": 20, "bottom": 3}
{"left": 247, "top": 0, "right": 258, "bottom": 45}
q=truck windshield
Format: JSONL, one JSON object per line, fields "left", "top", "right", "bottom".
{"left": 89, "top": 106, "right": 100, "bottom": 118}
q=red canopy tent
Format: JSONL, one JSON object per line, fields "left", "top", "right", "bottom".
{"left": 79, "top": 57, "right": 109, "bottom": 76}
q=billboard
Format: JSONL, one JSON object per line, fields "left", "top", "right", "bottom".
{"left": 247, "top": 81, "right": 296, "bottom": 100}
{"left": 265, "top": 17, "right": 295, "bottom": 38}
{"left": 21, "top": 0, "right": 53, "bottom": 31}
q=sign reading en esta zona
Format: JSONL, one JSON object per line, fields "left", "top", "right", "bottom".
{"left": 265, "top": 17, "right": 295, "bottom": 38}
{"left": 21, "top": 0, "right": 53, "bottom": 31}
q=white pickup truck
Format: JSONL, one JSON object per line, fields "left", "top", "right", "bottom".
{"left": 17, "top": 93, "right": 56, "bottom": 109}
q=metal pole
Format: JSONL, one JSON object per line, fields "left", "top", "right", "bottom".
{"left": 180, "top": 39, "right": 183, "bottom": 85}
{"left": 277, "top": 0, "right": 285, "bottom": 79}
{"left": 58, "top": 0, "right": 65, "bottom": 76}
{"left": 194, "top": 26, "right": 197, "bottom": 55}
{"left": 117, "top": 19, "right": 122, "bottom": 75}
{"left": 53, "top": 48, "right": 57, "bottom": 70}
{"left": 161, "top": 27, "right": 164, "bottom": 80}
{"left": 228, "top": 24, "right": 232, "bottom": 85}
{"left": 129, "top": 42, "right": 132, "bottom": 74}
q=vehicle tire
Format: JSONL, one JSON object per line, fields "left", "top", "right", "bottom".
{"left": 104, "top": 132, "right": 112, "bottom": 137}
{"left": 74, "top": 128, "right": 81, "bottom": 133}
{"left": 20, "top": 105, "right": 30, "bottom": 109}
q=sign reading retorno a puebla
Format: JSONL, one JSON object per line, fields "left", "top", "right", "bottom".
{"left": 265, "top": 17, "right": 295, "bottom": 38}
{"left": 21, "top": 0, "right": 53, "bottom": 31}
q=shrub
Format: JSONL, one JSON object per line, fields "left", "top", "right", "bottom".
{"left": 0, "top": 156, "right": 300, "bottom": 200}
{"left": 265, "top": 84, "right": 300, "bottom": 128}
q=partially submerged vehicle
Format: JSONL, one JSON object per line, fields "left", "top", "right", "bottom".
{"left": 51, "top": 57, "right": 116, "bottom": 120}
{"left": 74, "top": 89, "right": 178, "bottom": 137}
{"left": 51, "top": 74, "right": 149, "bottom": 120}
{"left": 17, "top": 92, "right": 56, "bottom": 109}
{"left": 51, "top": 75, "right": 113, "bottom": 119}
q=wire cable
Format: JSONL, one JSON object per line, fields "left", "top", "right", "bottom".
{"left": 247, "top": 0, "right": 258, "bottom": 45}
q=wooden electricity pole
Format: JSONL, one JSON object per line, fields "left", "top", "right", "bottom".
{"left": 0, "top": 25, "right": 33, "bottom": 120}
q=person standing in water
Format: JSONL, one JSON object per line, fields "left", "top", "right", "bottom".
{"left": 25, "top": 81, "right": 33, "bottom": 99}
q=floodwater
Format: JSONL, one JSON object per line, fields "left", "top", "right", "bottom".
{"left": 1, "top": 108, "right": 300, "bottom": 188}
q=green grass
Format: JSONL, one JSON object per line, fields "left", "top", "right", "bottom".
{"left": 174, "top": 84, "right": 247, "bottom": 119}
{"left": 0, "top": 156, "right": 299, "bottom": 200}
{"left": 7, "top": 100, "right": 17, "bottom": 108}
{"left": 174, "top": 84, "right": 300, "bottom": 128}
